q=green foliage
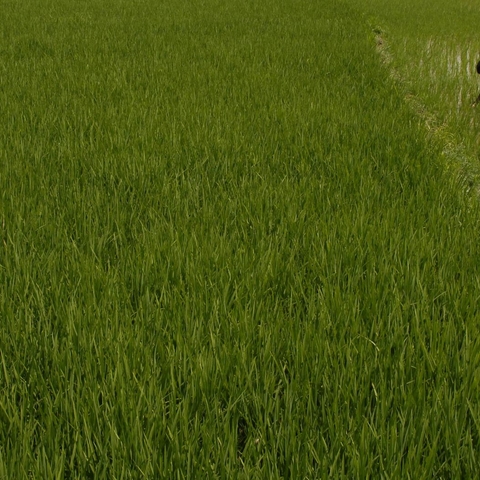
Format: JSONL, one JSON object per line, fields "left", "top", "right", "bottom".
{"left": 1, "top": 0, "right": 480, "bottom": 477}
{"left": 358, "top": 0, "right": 480, "bottom": 164}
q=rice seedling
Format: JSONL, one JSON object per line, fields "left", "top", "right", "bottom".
{"left": 1, "top": 0, "right": 480, "bottom": 477}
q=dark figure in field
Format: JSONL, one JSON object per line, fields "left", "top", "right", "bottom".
{"left": 473, "top": 61, "right": 480, "bottom": 107}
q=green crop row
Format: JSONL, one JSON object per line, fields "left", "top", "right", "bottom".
{"left": 1, "top": 0, "right": 480, "bottom": 477}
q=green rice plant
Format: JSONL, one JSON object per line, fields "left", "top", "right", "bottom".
{"left": 1, "top": 0, "right": 480, "bottom": 477}
{"left": 358, "top": 0, "right": 480, "bottom": 166}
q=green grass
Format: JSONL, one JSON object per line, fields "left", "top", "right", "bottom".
{"left": 1, "top": 0, "right": 480, "bottom": 477}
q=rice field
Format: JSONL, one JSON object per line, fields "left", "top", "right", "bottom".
{"left": 1, "top": 0, "right": 480, "bottom": 477}
{"left": 362, "top": 0, "right": 480, "bottom": 165}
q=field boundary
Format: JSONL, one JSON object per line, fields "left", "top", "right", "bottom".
{"left": 372, "top": 24, "right": 480, "bottom": 197}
